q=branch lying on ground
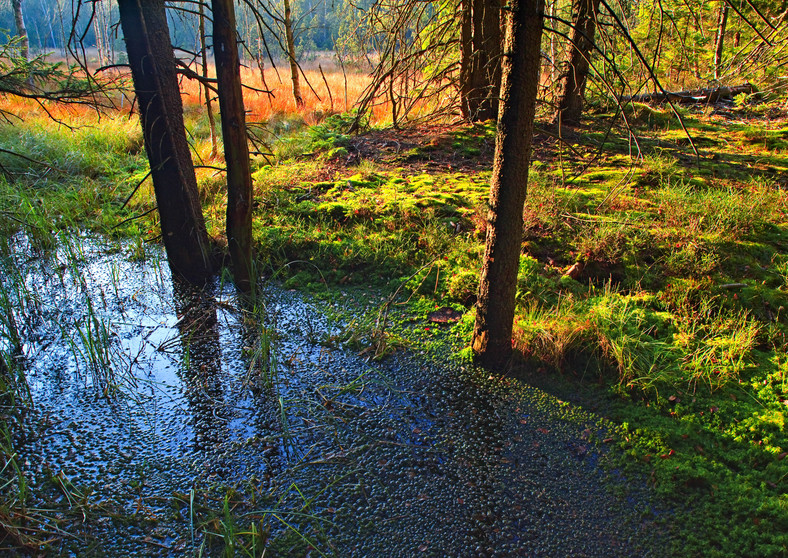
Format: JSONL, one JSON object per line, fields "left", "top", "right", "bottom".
{"left": 622, "top": 83, "right": 757, "bottom": 105}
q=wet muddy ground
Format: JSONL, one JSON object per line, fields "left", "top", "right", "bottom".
{"left": 2, "top": 234, "right": 672, "bottom": 556}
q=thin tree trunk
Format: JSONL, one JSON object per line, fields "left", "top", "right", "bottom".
{"left": 283, "top": 0, "right": 304, "bottom": 107}
{"left": 714, "top": 1, "right": 729, "bottom": 80}
{"left": 199, "top": 2, "right": 218, "bottom": 158}
{"left": 56, "top": 0, "right": 67, "bottom": 57}
{"left": 460, "top": 0, "right": 473, "bottom": 119}
{"left": 11, "top": 0, "right": 29, "bottom": 60}
{"left": 118, "top": 0, "right": 213, "bottom": 284}
{"left": 555, "top": 0, "right": 601, "bottom": 126}
{"left": 93, "top": 5, "right": 105, "bottom": 66}
{"left": 549, "top": 0, "right": 558, "bottom": 84}
{"left": 473, "top": 0, "right": 545, "bottom": 369}
{"left": 39, "top": 0, "right": 56, "bottom": 50}
{"left": 212, "top": 0, "right": 254, "bottom": 293}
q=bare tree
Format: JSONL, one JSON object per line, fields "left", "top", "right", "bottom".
{"left": 473, "top": 0, "right": 545, "bottom": 369}
{"left": 347, "top": 0, "right": 461, "bottom": 131}
{"left": 283, "top": 0, "right": 303, "bottom": 107}
{"left": 199, "top": 1, "right": 219, "bottom": 158}
{"left": 117, "top": 0, "right": 213, "bottom": 284}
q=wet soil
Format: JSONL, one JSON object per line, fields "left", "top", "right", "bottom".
{"left": 3, "top": 234, "right": 673, "bottom": 556}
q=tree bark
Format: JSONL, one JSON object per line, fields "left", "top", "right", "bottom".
{"left": 473, "top": 0, "right": 545, "bottom": 369}
{"left": 212, "top": 0, "right": 254, "bottom": 293}
{"left": 284, "top": 0, "right": 304, "bottom": 107}
{"left": 713, "top": 1, "right": 729, "bottom": 80}
{"left": 11, "top": 0, "right": 29, "bottom": 61}
{"left": 118, "top": 0, "right": 213, "bottom": 284}
{"left": 460, "top": 0, "right": 502, "bottom": 121}
{"left": 555, "top": 0, "right": 601, "bottom": 126}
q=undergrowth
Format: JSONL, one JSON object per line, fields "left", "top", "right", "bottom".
{"left": 0, "top": 97, "right": 787, "bottom": 556}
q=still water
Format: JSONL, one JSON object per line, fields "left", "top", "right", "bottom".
{"left": 2, "top": 234, "right": 667, "bottom": 556}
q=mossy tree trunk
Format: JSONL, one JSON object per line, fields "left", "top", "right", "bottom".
{"left": 555, "top": 0, "right": 601, "bottom": 126}
{"left": 472, "top": 0, "right": 545, "bottom": 369}
{"left": 212, "top": 0, "right": 254, "bottom": 293}
{"left": 118, "top": 0, "right": 213, "bottom": 284}
{"left": 460, "top": 0, "right": 503, "bottom": 122}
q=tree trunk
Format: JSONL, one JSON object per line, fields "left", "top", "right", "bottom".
{"left": 714, "top": 1, "right": 729, "bottom": 80}
{"left": 472, "top": 0, "right": 545, "bottom": 369}
{"left": 93, "top": 4, "right": 106, "bottom": 66}
{"left": 460, "top": 0, "right": 502, "bottom": 121}
{"left": 555, "top": 0, "right": 601, "bottom": 126}
{"left": 284, "top": 0, "right": 304, "bottom": 107}
{"left": 118, "top": 0, "right": 213, "bottom": 284}
{"left": 212, "top": 0, "right": 255, "bottom": 293}
{"left": 460, "top": 0, "right": 474, "bottom": 117}
{"left": 199, "top": 2, "right": 219, "bottom": 159}
{"left": 11, "top": 0, "right": 29, "bottom": 60}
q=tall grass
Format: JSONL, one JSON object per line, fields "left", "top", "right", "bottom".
{"left": 0, "top": 112, "right": 153, "bottom": 239}
{"left": 179, "top": 60, "right": 379, "bottom": 125}
{"left": 512, "top": 282, "right": 761, "bottom": 393}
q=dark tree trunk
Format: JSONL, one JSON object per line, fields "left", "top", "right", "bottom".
{"left": 460, "top": 0, "right": 502, "bottom": 121}
{"left": 555, "top": 0, "right": 601, "bottom": 126}
{"left": 472, "top": 0, "right": 545, "bottom": 369}
{"left": 118, "top": 0, "right": 213, "bottom": 284}
{"left": 714, "top": 1, "right": 729, "bottom": 80}
{"left": 11, "top": 0, "right": 29, "bottom": 60}
{"left": 284, "top": 0, "right": 304, "bottom": 107}
{"left": 212, "top": 0, "right": 254, "bottom": 293}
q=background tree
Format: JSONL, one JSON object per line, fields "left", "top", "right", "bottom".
{"left": 554, "top": 0, "right": 601, "bottom": 126}
{"left": 473, "top": 0, "right": 545, "bottom": 369}
{"left": 283, "top": 0, "right": 303, "bottom": 107}
{"left": 713, "top": 0, "right": 729, "bottom": 80}
{"left": 460, "top": 0, "right": 503, "bottom": 121}
{"left": 11, "top": 0, "right": 29, "bottom": 60}
{"left": 198, "top": 1, "right": 218, "bottom": 158}
{"left": 117, "top": 0, "right": 213, "bottom": 284}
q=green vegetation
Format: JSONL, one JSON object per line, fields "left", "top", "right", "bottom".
{"left": 2, "top": 101, "right": 788, "bottom": 555}
{"left": 247, "top": 108, "right": 788, "bottom": 557}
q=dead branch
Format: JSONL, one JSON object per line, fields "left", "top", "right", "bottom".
{"left": 623, "top": 83, "right": 757, "bottom": 104}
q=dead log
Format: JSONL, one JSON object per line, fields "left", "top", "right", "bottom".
{"left": 623, "top": 83, "right": 756, "bottom": 105}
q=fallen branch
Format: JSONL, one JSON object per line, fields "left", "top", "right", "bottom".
{"left": 623, "top": 83, "right": 757, "bottom": 105}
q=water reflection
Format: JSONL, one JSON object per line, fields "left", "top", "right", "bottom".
{"left": 172, "top": 279, "right": 228, "bottom": 454}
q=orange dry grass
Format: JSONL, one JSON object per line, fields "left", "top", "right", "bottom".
{"left": 0, "top": 93, "right": 124, "bottom": 121}
{"left": 180, "top": 60, "right": 384, "bottom": 125}
{"left": 0, "top": 59, "right": 382, "bottom": 126}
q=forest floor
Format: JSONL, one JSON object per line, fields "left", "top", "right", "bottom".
{"left": 0, "top": 96, "right": 787, "bottom": 556}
